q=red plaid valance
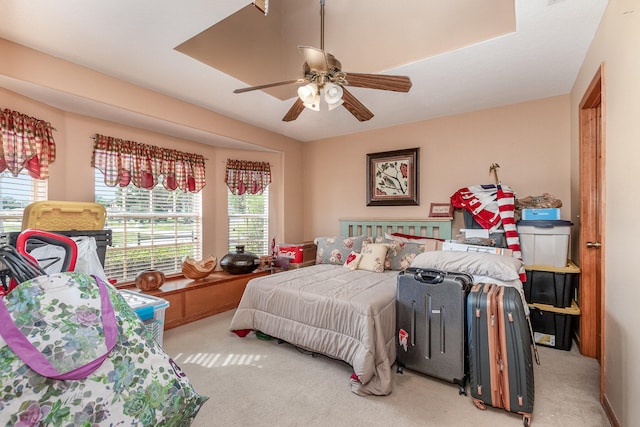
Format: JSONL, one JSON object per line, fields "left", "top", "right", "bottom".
{"left": 0, "top": 108, "right": 56, "bottom": 179}
{"left": 91, "top": 134, "right": 206, "bottom": 193}
{"left": 225, "top": 159, "right": 271, "bottom": 195}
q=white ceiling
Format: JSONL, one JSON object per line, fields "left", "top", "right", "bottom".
{"left": 0, "top": 0, "right": 608, "bottom": 146}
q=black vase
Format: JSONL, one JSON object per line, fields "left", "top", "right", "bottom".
{"left": 220, "top": 245, "right": 259, "bottom": 274}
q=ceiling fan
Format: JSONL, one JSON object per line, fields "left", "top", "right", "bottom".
{"left": 234, "top": 0, "right": 412, "bottom": 122}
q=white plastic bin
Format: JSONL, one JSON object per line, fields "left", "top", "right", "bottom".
{"left": 119, "top": 289, "right": 169, "bottom": 345}
{"left": 517, "top": 220, "right": 573, "bottom": 268}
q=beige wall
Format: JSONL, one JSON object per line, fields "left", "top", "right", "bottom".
{"left": 0, "top": 86, "right": 299, "bottom": 263}
{"left": 303, "top": 96, "right": 572, "bottom": 240}
{"left": 0, "top": 38, "right": 306, "bottom": 251}
{"left": 570, "top": 1, "right": 640, "bottom": 425}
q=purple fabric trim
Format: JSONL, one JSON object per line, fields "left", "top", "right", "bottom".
{"left": 0, "top": 275, "right": 118, "bottom": 380}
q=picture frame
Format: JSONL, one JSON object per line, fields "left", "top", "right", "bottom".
{"left": 366, "top": 148, "right": 419, "bottom": 206}
{"left": 429, "top": 203, "right": 454, "bottom": 218}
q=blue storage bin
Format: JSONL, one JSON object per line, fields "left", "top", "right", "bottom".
{"left": 521, "top": 208, "right": 561, "bottom": 221}
{"left": 119, "top": 289, "right": 169, "bottom": 344}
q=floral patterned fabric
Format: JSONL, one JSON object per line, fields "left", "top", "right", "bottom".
{"left": 314, "top": 235, "right": 371, "bottom": 265}
{"left": 0, "top": 272, "right": 208, "bottom": 426}
{"left": 382, "top": 240, "right": 426, "bottom": 271}
{"left": 357, "top": 242, "right": 389, "bottom": 273}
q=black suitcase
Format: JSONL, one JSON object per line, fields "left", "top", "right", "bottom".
{"left": 467, "top": 283, "right": 535, "bottom": 426}
{"left": 396, "top": 268, "right": 473, "bottom": 395}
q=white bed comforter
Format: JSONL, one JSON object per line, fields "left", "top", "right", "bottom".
{"left": 229, "top": 264, "right": 398, "bottom": 396}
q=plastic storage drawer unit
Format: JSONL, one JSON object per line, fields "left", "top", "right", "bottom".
{"left": 517, "top": 220, "right": 573, "bottom": 268}
{"left": 119, "top": 290, "right": 169, "bottom": 345}
{"left": 524, "top": 261, "right": 580, "bottom": 308}
{"left": 528, "top": 301, "right": 581, "bottom": 351}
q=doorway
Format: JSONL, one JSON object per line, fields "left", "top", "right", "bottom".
{"left": 578, "top": 64, "right": 605, "bottom": 396}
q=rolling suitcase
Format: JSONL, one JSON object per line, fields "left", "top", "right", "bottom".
{"left": 468, "top": 283, "right": 535, "bottom": 426}
{"left": 396, "top": 268, "right": 473, "bottom": 395}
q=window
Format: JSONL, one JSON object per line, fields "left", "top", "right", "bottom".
{"left": 0, "top": 171, "right": 47, "bottom": 232}
{"left": 95, "top": 169, "right": 202, "bottom": 283}
{"left": 227, "top": 187, "right": 269, "bottom": 255}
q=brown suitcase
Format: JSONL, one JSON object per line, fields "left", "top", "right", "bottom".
{"left": 468, "top": 283, "right": 536, "bottom": 426}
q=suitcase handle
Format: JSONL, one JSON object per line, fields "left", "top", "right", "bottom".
{"left": 412, "top": 268, "right": 445, "bottom": 284}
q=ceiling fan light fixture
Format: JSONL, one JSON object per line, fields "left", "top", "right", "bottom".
{"left": 234, "top": 0, "right": 411, "bottom": 122}
{"left": 298, "top": 83, "right": 320, "bottom": 111}
{"left": 327, "top": 99, "right": 344, "bottom": 111}
{"left": 324, "top": 82, "right": 344, "bottom": 110}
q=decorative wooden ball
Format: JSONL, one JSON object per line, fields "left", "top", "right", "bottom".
{"left": 135, "top": 270, "right": 166, "bottom": 291}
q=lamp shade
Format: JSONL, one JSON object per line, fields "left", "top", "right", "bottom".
{"left": 324, "top": 83, "right": 344, "bottom": 110}
{"left": 298, "top": 83, "right": 320, "bottom": 111}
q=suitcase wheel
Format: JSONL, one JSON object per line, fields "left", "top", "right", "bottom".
{"left": 522, "top": 414, "right": 532, "bottom": 427}
{"left": 472, "top": 399, "right": 487, "bottom": 411}
{"left": 458, "top": 385, "right": 467, "bottom": 396}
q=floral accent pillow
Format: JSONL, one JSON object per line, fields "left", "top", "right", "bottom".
{"left": 314, "top": 235, "right": 371, "bottom": 265}
{"left": 357, "top": 242, "right": 389, "bottom": 273}
{"left": 385, "top": 241, "right": 426, "bottom": 270}
{"left": 343, "top": 251, "right": 363, "bottom": 270}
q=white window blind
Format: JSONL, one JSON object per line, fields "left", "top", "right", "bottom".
{"left": 228, "top": 187, "right": 269, "bottom": 255}
{"left": 0, "top": 171, "right": 47, "bottom": 232}
{"left": 95, "top": 169, "right": 202, "bottom": 283}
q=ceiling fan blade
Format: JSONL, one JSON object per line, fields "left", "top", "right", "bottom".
{"left": 341, "top": 87, "right": 374, "bottom": 122}
{"left": 282, "top": 98, "right": 305, "bottom": 122}
{"left": 234, "top": 79, "right": 306, "bottom": 94}
{"left": 345, "top": 73, "right": 412, "bottom": 93}
{"left": 298, "top": 46, "right": 329, "bottom": 72}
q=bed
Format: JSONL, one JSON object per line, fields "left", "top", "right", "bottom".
{"left": 229, "top": 219, "right": 451, "bottom": 396}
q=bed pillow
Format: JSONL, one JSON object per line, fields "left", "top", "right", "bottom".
{"left": 343, "top": 251, "right": 363, "bottom": 270}
{"left": 357, "top": 242, "right": 389, "bottom": 273}
{"left": 385, "top": 232, "right": 442, "bottom": 251}
{"left": 384, "top": 241, "right": 425, "bottom": 270}
{"left": 410, "top": 250, "right": 523, "bottom": 282}
{"left": 314, "top": 235, "right": 371, "bottom": 265}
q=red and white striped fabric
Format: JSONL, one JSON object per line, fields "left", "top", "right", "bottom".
{"left": 496, "top": 185, "right": 526, "bottom": 282}
{"left": 451, "top": 184, "right": 526, "bottom": 282}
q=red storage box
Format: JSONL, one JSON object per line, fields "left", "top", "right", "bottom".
{"left": 277, "top": 244, "right": 304, "bottom": 263}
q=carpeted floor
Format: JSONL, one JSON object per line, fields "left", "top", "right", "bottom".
{"left": 162, "top": 310, "right": 610, "bottom": 427}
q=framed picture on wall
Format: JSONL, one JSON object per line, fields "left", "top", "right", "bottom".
{"left": 366, "top": 148, "right": 419, "bottom": 206}
{"left": 429, "top": 203, "right": 453, "bottom": 218}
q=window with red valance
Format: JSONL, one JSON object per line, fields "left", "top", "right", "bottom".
{"left": 225, "top": 159, "right": 271, "bottom": 195}
{"left": 0, "top": 108, "right": 56, "bottom": 179}
{"left": 91, "top": 134, "right": 206, "bottom": 193}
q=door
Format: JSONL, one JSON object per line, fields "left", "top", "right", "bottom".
{"left": 578, "top": 65, "right": 605, "bottom": 390}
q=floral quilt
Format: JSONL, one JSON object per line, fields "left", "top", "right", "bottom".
{"left": 0, "top": 272, "right": 208, "bottom": 426}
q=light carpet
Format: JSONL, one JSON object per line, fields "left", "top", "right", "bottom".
{"left": 162, "top": 310, "right": 610, "bottom": 427}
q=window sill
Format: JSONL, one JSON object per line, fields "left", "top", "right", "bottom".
{"left": 124, "top": 270, "right": 268, "bottom": 329}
